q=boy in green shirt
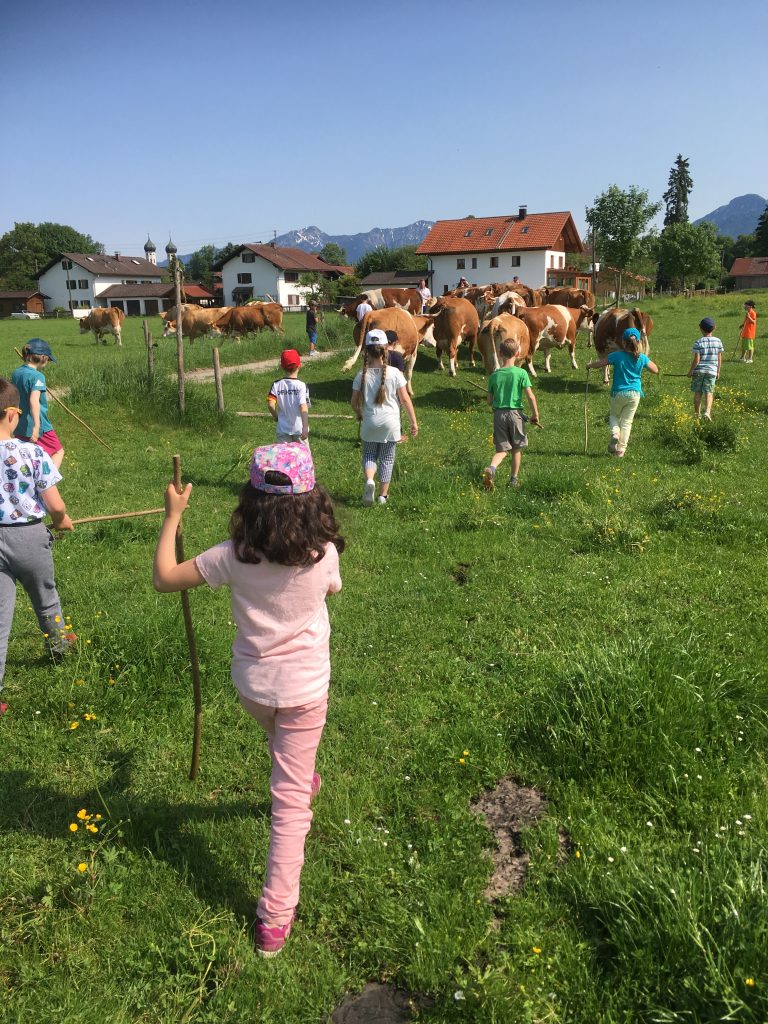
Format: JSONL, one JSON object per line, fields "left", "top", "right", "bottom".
{"left": 482, "top": 339, "right": 539, "bottom": 490}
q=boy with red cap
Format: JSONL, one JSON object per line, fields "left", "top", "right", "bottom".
{"left": 267, "top": 350, "right": 310, "bottom": 444}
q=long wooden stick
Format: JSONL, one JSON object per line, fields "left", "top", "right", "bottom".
{"left": 584, "top": 370, "right": 590, "bottom": 454}
{"left": 173, "top": 454, "right": 203, "bottom": 780}
{"left": 68, "top": 507, "right": 164, "bottom": 526}
{"left": 461, "top": 374, "right": 543, "bottom": 427}
{"left": 14, "top": 347, "right": 112, "bottom": 451}
{"left": 234, "top": 411, "right": 355, "bottom": 420}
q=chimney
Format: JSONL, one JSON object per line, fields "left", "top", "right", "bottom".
{"left": 518, "top": 205, "right": 527, "bottom": 220}
{"left": 114, "top": 252, "right": 121, "bottom": 260}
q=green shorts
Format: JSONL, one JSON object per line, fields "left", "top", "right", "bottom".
{"left": 741, "top": 337, "right": 754, "bottom": 351}
{"left": 691, "top": 375, "right": 716, "bottom": 394}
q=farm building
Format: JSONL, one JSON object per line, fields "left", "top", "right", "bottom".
{"left": 96, "top": 282, "right": 217, "bottom": 317}
{"left": 544, "top": 264, "right": 651, "bottom": 301}
{"left": 728, "top": 257, "right": 768, "bottom": 290}
{"left": 359, "top": 270, "right": 429, "bottom": 290}
{"left": 0, "top": 290, "right": 49, "bottom": 317}
{"left": 416, "top": 207, "right": 584, "bottom": 295}
{"left": 214, "top": 244, "right": 353, "bottom": 308}
{"left": 36, "top": 247, "right": 164, "bottom": 313}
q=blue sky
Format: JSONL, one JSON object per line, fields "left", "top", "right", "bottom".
{"left": 1, "top": 0, "right": 765, "bottom": 254}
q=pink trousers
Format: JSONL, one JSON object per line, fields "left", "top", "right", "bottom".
{"left": 238, "top": 692, "right": 328, "bottom": 926}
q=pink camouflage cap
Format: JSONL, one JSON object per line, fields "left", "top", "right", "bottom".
{"left": 250, "top": 443, "right": 316, "bottom": 495}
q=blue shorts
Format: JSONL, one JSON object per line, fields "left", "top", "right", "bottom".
{"left": 307, "top": 330, "right": 317, "bottom": 345}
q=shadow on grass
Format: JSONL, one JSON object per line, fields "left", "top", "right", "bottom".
{"left": 0, "top": 754, "right": 270, "bottom": 923}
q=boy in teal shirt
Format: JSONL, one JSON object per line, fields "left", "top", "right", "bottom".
{"left": 482, "top": 339, "right": 540, "bottom": 489}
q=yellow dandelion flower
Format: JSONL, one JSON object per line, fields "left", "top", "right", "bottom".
{"left": 54, "top": 616, "right": 61, "bottom": 623}
{"left": 76, "top": 808, "right": 89, "bottom": 820}
{"left": 86, "top": 824, "right": 98, "bottom": 833}
{"left": 745, "top": 978, "right": 756, "bottom": 987}
{"left": 74, "top": 679, "right": 84, "bottom": 686}
{"left": 107, "top": 678, "right": 116, "bottom": 686}
{"left": 575, "top": 850, "right": 581, "bottom": 858}
{"left": 83, "top": 713, "right": 96, "bottom": 721}
{"left": 77, "top": 863, "right": 87, "bottom": 873}
{"left": 532, "top": 946, "right": 542, "bottom": 954}
{"left": 463, "top": 750, "right": 470, "bottom": 756}
{"left": 69, "top": 721, "right": 80, "bottom": 730}
{"left": 94, "top": 814, "right": 102, "bottom": 821}
{"left": 458, "top": 758, "right": 466, "bottom": 764}
{"left": 69, "top": 823, "right": 78, "bottom": 832}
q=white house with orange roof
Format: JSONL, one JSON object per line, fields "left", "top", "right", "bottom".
{"left": 213, "top": 243, "right": 353, "bottom": 308}
{"left": 416, "top": 206, "right": 584, "bottom": 295}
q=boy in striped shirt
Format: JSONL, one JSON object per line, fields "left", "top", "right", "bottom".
{"left": 688, "top": 317, "right": 723, "bottom": 420}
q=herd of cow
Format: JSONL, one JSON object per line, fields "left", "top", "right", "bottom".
{"left": 77, "top": 282, "right": 653, "bottom": 393}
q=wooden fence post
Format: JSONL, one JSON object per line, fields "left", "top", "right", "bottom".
{"left": 212, "top": 347, "right": 224, "bottom": 414}
{"left": 174, "top": 263, "right": 185, "bottom": 414}
{"left": 143, "top": 319, "right": 154, "bottom": 382}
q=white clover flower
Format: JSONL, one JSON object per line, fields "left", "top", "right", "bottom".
{"left": 454, "top": 991, "right": 465, "bottom": 1002}
{"left": 343, "top": 818, "right": 351, "bottom": 825}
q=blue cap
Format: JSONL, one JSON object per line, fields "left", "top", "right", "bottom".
{"left": 24, "top": 338, "right": 57, "bottom": 363}
{"left": 699, "top": 317, "right": 715, "bottom": 331}
{"left": 622, "top": 328, "right": 641, "bottom": 343}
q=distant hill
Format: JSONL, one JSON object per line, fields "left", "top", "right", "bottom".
{"left": 694, "top": 194, "right": 766, "bottom": 238}
{"left": 275, "top": 221, "right": 434, "bottom": 264}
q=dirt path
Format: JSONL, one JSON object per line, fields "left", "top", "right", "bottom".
{"left": 184, "top": 350, "right": 335, "bottom": 383}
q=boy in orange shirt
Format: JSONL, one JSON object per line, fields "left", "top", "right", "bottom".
{"left": 740, "top": 300, "right": 757, "bottom": 363}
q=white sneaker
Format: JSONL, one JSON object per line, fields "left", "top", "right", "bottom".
{"left": 377, "top": 495, "right": 388, "bottom": 504}
{"left": 362, "top": 479, "right": 375, "bottom": 506}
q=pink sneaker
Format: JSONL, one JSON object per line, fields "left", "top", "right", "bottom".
{"left": 255, "top": 917, "right": 293, "bottom": 958}
{"left": 311, "top": 772, "right": 322, "bottom": 801}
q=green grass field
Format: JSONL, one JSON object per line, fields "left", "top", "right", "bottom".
{"left": 1, "top": 297, "right": 767, "bottom": 1023}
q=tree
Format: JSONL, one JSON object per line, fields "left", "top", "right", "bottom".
{"left": 317, "top": 242, "right": 347, "bottom": 266}
{"left": 655, "top": 222, "right": 723, "bottom": 290}
{"left": 663, "top": 155, "right": 693, "bottom": 226}
{"left": 186, "top": 244, "right": 218, "bottom": 289}
{"left": 719, "top": 232, "right": 756, "bottom": 272}
{"left": 355, "top": 244, "right": 427, "bottom": 279}
{"left": 586, "top": 186, "right": 661, "bottom": 301}
{"left": 0, "top": 221, "right": 103, "bottom": 289}
{"left": 753, "top": 205, "right": 768, "bottom": 257}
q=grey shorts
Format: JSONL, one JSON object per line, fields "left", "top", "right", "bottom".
{"left": 493, "top": 408, "right": 528, "bottom": 451}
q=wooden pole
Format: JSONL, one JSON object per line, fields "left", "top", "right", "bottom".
{"left": 212, "top": 348, "right": 224, "bottom": 414}
{"left": 143, "top": 319, "right": 154, "bottom": 382}
{"left": 66, "top": 507, "right": 164, "bottom": 527}
{"left": 174, "top": 262, "right": 185, "bottom": 414}
{"left": 173, "top": 454, "right": 202, "bottom": 780}
{"left": 584, "top": 370, "right": 590, "bottom": 454}
{"left": 13, "top": 347, "right": 112, "bottom": 451}
{"left": 234, "top": 411, "right": 355, "bottom": 420}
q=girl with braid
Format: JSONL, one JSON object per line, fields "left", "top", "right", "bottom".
{"left": 351, "top": 329, "right": 418, "bottom": 505}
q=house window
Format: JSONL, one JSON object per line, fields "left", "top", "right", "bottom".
{"left": 521, "top": 226, "right": 529, "bottom": 234}
{"left": 61, "top": 259, "right": 73, "bottom": 270}
{"left": 67, "top": 280, "right": 78, "bottom": 290}
{"left": 78, "top": 279, "right": 88, "bottom": 289}
{"left": 489, "top": 256, "right": 499, "bottom": 268}
{"left": 242, "top": 253, "right": 255, "bottom": 263}
{"left": 81, "top": 299, "right": 92, "bottom": 308}
{"left": 456, "top": 258, "right": 465, "bottom": 270}
{"left": 511, "top": 256, "right": 521, "bottom": 267}
{"left": 548, "top": 275, "right": 557, "bottom": 287}
{"left": 287, "top": 294, "right": 300, "bottom": 305}
{"left": 549, "top": 255, "right": 555, "bottom": 268}
{"left": 464, "top": 230, "right": 473, "bottom": 237}
{"left": 559, "top": 256, "right": 564, "bottom": 268}
{"left": 237, "top": 273, "right": 252, "bottom": 284}
{"left": 284, "top": 271, "right": 299, "bottom": 283}
{"left": 471, "top": 258, "right": 477, "bottom": 269}
{"left": 484, "top": 228, "right": 493, "bottom": 236}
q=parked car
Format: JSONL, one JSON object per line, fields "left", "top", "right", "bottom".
{"left": 11, "top": 310, "right": 41, "bottom": 319}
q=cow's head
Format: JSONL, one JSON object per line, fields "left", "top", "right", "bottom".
{"left": 78, "top": 318, "right": 90, "bottom": 333}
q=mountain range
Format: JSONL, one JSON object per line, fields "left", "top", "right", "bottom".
{"left": 693, "top": 193, "right": 766, "bottom": 238}
{"left": 274, "top": 221, "right": 434, "bottom": 263}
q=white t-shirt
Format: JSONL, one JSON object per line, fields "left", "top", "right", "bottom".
{"left": 195, "top": 540, "right": 342, "bottom": 707}
{"left": 352, "top": 365, "right": 407, "bottom": 442}
{"left": 418, "top": 286, "right": 431, "bottom": 303}
{"left": 356, "top": 302, "right": 373, "bottom": 322}
{"left": 268, "top": 377, "right": 310, "bottom": 435}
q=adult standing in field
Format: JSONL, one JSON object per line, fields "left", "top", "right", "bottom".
{"left": 418, "top": 279, "right": 431, "bottom": 313}
{"left": 351, "top": 329, "right": 418, "bottom": 506}
{"left": 306, "top": 301, "right": 320, "bottom": 356}
{"left": 153, "top": 443, "right": 344, "bottom": 958}
{"left": 586, "top": 327, "right": 659, "bottom": 458}
{"left": 12, "top": 339, "right": 65, "bottom": 470}
{"left": 688, "top": 317, "right": 723, "bottom": 421}
{"left": 739, "top": 300, "right": 757, "bottom": 363}
{"left": 355, "top": 296, "right": 373, "bottom": 323}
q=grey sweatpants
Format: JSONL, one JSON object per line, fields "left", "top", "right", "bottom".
{"left": 0, "top": 522, "right": 67, "bottom": 690}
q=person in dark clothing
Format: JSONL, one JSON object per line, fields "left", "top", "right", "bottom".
{"left": 306, "top": 301, "right": 319, "bottom": 356}
{"left": 384, "top": 330, "right": 406, "bottom": 372}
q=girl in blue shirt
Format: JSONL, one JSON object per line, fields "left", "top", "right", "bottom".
{"left": 587, "top": 328, "right": 659, "bottom": 457}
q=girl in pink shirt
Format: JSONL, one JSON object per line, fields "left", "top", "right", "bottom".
{"left": 153, "top": 443, "right": 343, "bottom": 957}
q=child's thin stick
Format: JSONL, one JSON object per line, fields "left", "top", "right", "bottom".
{"left": 66, "top": 508, "right": 164, "bottom": 526}
{"left": 461, "top": 374, "right": 544, "bottom": 427}
{"left": 584, "top": 369, "right": 590, "bottom": 454}
{"left": 13, "top": 347, "right": 112, "bottom": 451}
{"left": 172, "top": 454, "right": 203, "bottom": 781}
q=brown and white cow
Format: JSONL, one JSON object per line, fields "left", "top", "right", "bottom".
{"left": 507, "top": 283, "right": 543, "bottom": 307}
{"left": 513, "top": 304, "right": 581, "bottom": 375}
{"left": 339, "top": 288, "right": 421, "bottom": 318}
{"left": 542, "top": 288, "right": 596, "bottom": 344}
{"left": 341, "top": 306, "right": 422, "bottom": 394}
{"left": 214, "top": 302, "right": 284, "bottom": 339}
{"left": 592, "top": 307, "right": 654, "bottom": 383}
{"left": 414, "top": 297, "right": 480, "bottom": 376}
{"left": 477, "top": 314, "right": 532, "bottom": 374}
{"left": 79, "top": 307, "right": 126, "bottom": 346}
{"left": 161, "top": 305, "right": 230, "bottom": 342}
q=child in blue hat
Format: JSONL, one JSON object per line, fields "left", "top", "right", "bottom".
{"left": 12, "top": 339, "right": 64, "bottom": 469}
{"left": 587, "top": 328, "right": 659, "bottom": 457}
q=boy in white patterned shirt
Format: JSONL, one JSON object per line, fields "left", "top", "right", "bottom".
{"left": 688, "top": 317, "right": 723, "bottom": 421}
{"left": 268, "top": 350, "right": 310, "bottom": 444}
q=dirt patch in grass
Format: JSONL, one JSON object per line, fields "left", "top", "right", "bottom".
{"left": 451, "top": 562, "right": 471, "bottom": 585}
{"left": 330, "top": 983, "right": 419, "bottom": 1023}
{"left": 470, "top": 776, "right": 550, "bottom": 900}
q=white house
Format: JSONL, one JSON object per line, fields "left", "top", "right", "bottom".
{"left": 36, "top": 244, "right": 164, "bottom": 314}
{"left": 214, "top": 244, "right": 353, "bottom": 308}
{"left": 416, "top": 207, "right": 584, "bottom": 295}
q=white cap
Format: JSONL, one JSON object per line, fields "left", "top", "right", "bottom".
{"left": 364, "top": 328, "right": 388, "bottom": 347}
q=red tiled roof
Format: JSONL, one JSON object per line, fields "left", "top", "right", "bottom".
{"left": 213, "top": 244, "right": 352, "bottom": 275}
{"left": 99, "top": 282, "right": 216, "bottom": 299}
{"left": 182, "top": 283, "right": 216, "bottom": 298}
{"left": 417, "top": 212, "right": 583, "bottom": 255}
{"left": 36, "top": 252, "right": 164, "bottom": 279}
{"left": 729, "top": 257, "right": 768, "bottom": 277}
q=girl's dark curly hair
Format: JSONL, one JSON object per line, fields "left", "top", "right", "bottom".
{"left": 230, "top": 473, "right": 344, "bottom": 566}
